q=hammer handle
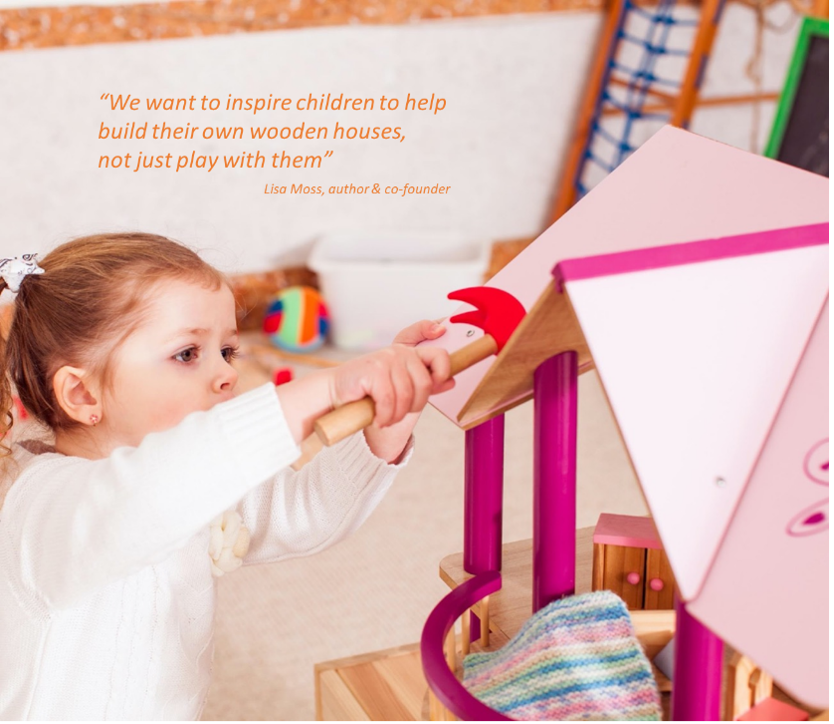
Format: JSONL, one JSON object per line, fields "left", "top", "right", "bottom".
{"left": 314, "top": 334, "right": 498, "bottom": 446}
{"left": 449, "top": 334, "right": 497, "bottom": 376}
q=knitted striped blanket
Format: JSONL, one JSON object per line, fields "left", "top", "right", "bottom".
{"left": 462, "top": 591, "right": 662, "bottom": 721}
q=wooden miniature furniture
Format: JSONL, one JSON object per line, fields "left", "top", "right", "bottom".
{"left": 592, "top": 513, "right": 676, "bottom": 610}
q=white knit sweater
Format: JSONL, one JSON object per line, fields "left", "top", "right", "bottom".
{"left": 0, "top": 383, "right": 411, "bottom": 720}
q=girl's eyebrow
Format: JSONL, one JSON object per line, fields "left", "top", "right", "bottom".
{"left": 166, "top": 328, "right": 239, "bottom": 341}
{"left": 166, "top": 327, "right": 209, "bottom": 341}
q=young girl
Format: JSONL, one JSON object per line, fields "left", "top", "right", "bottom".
{"left": 0, "top": 233, "right": 454, "bottom": 719}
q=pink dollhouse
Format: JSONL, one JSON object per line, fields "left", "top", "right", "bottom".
{"left": 417, "top": 127, "right": 829, "bottom": 720}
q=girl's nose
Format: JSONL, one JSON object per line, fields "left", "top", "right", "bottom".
{"left": 214, "top": 359, "right": 239, "bottom": 393}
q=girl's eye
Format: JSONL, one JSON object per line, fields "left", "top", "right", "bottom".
{"left": 222, "top": 346, "right": 240, "bottom": 363}
{"left": 174, "top": 347, "right": 199, "bottom": 363}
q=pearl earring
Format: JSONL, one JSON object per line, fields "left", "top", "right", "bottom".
{"left": 89, "top": 414, "right": 99, "bottom": 426}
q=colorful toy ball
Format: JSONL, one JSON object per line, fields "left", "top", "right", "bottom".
{"left": 263, "top": 286, "right": 329, "bottom": 352}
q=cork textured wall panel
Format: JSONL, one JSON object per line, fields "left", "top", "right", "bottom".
{"left": 0, "top": 0, "right": 605, "bottom": 52}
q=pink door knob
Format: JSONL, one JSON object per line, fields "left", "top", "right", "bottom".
{"left": 626, "top": 572, "right": 641, "bottom": 586}
{"left": 649, "top": 578, "right": 664, "bottom": 592}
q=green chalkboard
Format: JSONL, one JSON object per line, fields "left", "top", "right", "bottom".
{"left": 765, "top": 17, "right": 829, "bottom": 177}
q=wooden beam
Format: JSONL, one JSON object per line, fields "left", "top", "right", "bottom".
{"left": 669, "top": 0, "right": 724, "bottom": 127}
{"left": 600, "top": 91, "right": 781, "bottom": 115}
{"left": 548, "top": 0, "right": 628, "bottom": 223}
{"left": 0, "top": 0, "right": 606, "bottom": 53}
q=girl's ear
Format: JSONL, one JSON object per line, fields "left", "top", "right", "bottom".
{"left": 53, "top": 366, "right": 102, "bottom": 426}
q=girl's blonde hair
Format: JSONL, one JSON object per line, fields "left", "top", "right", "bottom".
{"left": 0, "top": 233, "right": 227, "bottom": 458}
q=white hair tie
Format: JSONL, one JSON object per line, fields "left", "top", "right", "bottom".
{"left": 0, "top": 254, "right": 44, "bottom": 293}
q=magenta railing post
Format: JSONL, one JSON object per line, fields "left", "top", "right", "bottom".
{"left": 533, "top": 351, "right": 578, "bottom": 612}
{"left": 420, "top": 571, "right": 510, "bottom": 721}
{"left": 463, "top": 414, "right": 505, "bottom": 641}
{"left": 672, "top": 597, "right": 724, "bottom": 720}
{"left": 464, "top": 414, "right": 505, "bottom": 573}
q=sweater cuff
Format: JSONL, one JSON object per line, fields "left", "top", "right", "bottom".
{"left": 218, "top": 383, "right": 301, "bottom": 487}
{"left": 332, "top": 431, "right": 415, "bottom": 482}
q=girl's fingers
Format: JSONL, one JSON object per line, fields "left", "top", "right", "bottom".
{"left": 424, "top": 322, "right": 446, "bottom": 340}
{"left": 393, "top": 319, "right": 446, "bottom": 346}
{"left": 416, "top": 347, "right": 452, "bottom": 390}
{"left": 434, "top": 377, "right": 456, "bottom": 395}
{"left": 335, "top": 344, "right": 453, "bottom": 429}
{"left": 389, "top": 357, "right": 415, "bottom": 423}
{"left": 392, "top": 320, "right": 431, "bottom": 346}
{"left": 406, "top": 354, "right": 434, "bottom": 412}
{"left": 369, "top": 364, "right": 396, "bottom": 427}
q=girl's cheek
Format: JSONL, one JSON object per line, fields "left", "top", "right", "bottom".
{"left": 149, "top": 397, "right": 191, "bottom": 429}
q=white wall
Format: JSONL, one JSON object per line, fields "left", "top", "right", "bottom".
{"left": 0, "top": 4, "right": 800, "bottom": 273}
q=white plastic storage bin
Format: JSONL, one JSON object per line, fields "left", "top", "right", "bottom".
{"left": 309, "top": 232, "right": 491, "bottom": 350}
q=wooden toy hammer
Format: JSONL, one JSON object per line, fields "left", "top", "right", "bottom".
{"left": 314, "top": 286, "right": 526, "bottom": 446}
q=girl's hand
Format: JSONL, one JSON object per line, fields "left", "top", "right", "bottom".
{"left": 329, "top": 320, "right": 454, "bottom": 428}
{"left": 276, "top": 320, "right": 454, "bottom": 462}
{"left": 338, "top": 320, "right": 453, "bottom": 463}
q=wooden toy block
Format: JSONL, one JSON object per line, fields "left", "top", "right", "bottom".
{"left": 737, "top": 697, "right": 809, "bottom": 721}
{"left": 726, "top": 652, "right": 774, "bottom": 720}
{"left": 592, "top": 514, "right": 677, "bottom": 610}
{"left": 314, "top": 643, "right": 428, "bottom": 721}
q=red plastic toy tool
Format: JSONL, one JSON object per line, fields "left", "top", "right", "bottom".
{"left": 446, "top": 287, "right": 526, "bottom": 374}
{"left": 313, "top": 286, "right": 527, "bottom": 445}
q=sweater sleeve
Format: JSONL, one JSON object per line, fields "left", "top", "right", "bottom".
{"left": 237, "top": 431, "right": 414, "bottom": 566}
{"left": 3, "top": 384, "right": 299, "bottom": 610}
